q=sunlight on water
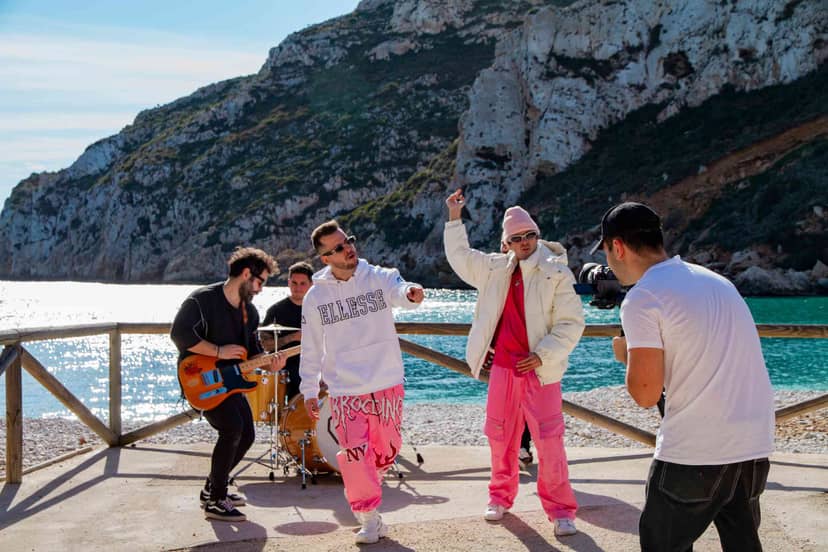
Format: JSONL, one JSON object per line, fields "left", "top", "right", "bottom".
{"left": 0, "top": 281, "right": 825, "bottom": 420}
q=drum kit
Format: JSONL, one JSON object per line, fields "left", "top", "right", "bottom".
{"left": 231, "top": 324, "right": 338, "bottom": 488}
{"left": 236, "top": 324, "right": 411, "bottom": 488}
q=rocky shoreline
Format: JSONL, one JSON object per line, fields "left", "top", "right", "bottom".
{"left": 1, "top": 387, "right": 825, "bottom": 474}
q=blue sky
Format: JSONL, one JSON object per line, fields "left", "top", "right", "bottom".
{"left": 0, "top": 0, "right": 361, "bottom": 205}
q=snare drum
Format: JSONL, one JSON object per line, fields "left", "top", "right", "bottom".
{"left": 279, "top": 393, "right": 340, "bottom": 473}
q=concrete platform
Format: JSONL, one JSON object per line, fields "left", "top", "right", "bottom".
{"left": 0, "top": 444, "right": 825, "bottom": 551}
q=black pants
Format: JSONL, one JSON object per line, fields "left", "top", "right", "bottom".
{"left": 520, "top": 423, "right": 531, "bottom": 450}
{"left": 640, "top": 458, "right": 770, "bottom": 552}
{"left": 203, "top": 393, "right": 255, "bottom": 501}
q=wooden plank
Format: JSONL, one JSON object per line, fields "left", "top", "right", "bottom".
{"left": 2, "top": 322, "right": 825, "bottom": 344}
{"left": 775, "top": 393, "right": 828, "bottom": 423}
{"left": 119, "top": 410, "right": 200, "bottom": 446}
{"left": 398, "top": 338, "right": 476, "bottom": 379}
{"left": 396, "top": 322, "right": 471, "bottom": 336}
{"left": 0, "top": 323, "right": 118, "bottom": 345}
{"left": 109, "top": 330, "right": 122, "bottom": 440}
{"left": 5, "top": 345, "right": 23, "bottom": 483}
{"left": 117, "top": 322, "right": 171, "bottom": 335}
{"left": 562, "top": 400, "right": 656, "bottom": 447}
{"left": 20, "top": 348, "right": 118, "bottom": 446}
{"left": 756, "top": 324, "right": 828, "bottom": 338}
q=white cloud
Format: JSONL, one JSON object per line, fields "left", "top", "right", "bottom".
{"left": 0, "top": 32, "right": 265, "bottom": 105}
{"left": 0, "top": 25, "right": 269, "bottom": 203}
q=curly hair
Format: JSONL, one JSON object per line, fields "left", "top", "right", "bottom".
{"left": 226, "top": 247, "right": 279, "bottom": 278}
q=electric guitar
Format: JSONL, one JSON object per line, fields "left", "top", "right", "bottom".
{"left": 178, "top": 345, "right": 300, "bottom": 411}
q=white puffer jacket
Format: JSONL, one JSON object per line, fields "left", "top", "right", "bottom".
{"left": 444, "top": 219, "right": 585, "bottom": 385}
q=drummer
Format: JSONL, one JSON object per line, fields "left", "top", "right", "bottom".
{"left": 260, "top": 261, "right": 314, "bottom": 403}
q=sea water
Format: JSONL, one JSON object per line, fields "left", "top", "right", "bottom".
{"left": 0, "top": 281, "right": 825, "bottom": 420}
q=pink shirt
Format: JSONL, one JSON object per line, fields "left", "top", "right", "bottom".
{"left": 492, "top": 265, "right": 530, "bottom": 369}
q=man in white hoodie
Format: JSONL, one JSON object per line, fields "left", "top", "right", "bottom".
{"left": 300, "top": 220, "right": 424, "bottom": 544}
{"left": 444, "top": 189, "right": 585, "bottom": 536}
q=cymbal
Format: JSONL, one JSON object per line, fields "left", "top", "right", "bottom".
{"left": 258, "top": 324, "right": 299, "bottom": 332}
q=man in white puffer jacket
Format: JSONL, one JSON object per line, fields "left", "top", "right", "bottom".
{"left": 300, "top": 219, "right": 424, "bottom": 545}
{"left": 443, "top": 189, "right": 585, "bottom": 536}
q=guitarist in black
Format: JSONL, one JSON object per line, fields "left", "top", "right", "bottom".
{"left": 171, "top": 246, "right": 285, "bottom": 522}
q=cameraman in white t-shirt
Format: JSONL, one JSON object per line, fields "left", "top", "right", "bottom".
{"left": 591, "top": 202, "right": 774, "bottom": 552}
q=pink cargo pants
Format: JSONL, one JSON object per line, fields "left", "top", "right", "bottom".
{"left": 330, "top": 384, "right": 404, "bottom": 513}
{"left": 485, "top": 363, "right": 578, "bottom": 520}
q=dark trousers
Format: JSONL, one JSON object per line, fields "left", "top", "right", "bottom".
{"left": 640, "top": 457, "right": 770, "bottom": 552}
{"left": 203, "top": 393, "right": 255, "bottom": 501}
{"left": 520, "top": 423, "right": 531, "bottom": 450}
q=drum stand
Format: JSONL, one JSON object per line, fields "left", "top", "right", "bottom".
{"left": 280, "top": 413, "right": 330, "bottom": 489}
{"left": 230, "top": 368, "right": 293, "bottom": 484}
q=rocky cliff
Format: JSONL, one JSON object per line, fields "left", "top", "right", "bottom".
{"left": 1, "top": 0, "right": 826, "bottom": 294}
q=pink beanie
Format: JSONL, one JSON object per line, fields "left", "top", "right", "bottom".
{"left": 501, "top": 206, "right": 540, "bottom": 242}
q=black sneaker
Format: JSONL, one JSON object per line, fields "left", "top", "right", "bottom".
{"left": 200, "top": 484, "right": 246, "bottom": 506}
{"left": 204, "top": 498, "right": 247, "bottom": 522}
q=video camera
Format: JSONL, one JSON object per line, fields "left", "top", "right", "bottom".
{"left": 575, "top": 263, "right": 627, "bottom": 309}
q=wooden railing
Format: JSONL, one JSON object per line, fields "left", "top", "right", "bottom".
{"left": 2, "top": 322, "right": 827, "bottom": 483}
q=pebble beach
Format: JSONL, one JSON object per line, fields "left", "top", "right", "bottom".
{"left": 2, "top": 387, "right": 825, "bottom": 474}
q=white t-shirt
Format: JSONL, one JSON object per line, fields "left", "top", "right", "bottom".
{"left": 621, "top": 256, "right": 774, "bottom": 465}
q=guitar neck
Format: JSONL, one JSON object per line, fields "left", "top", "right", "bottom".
{"left": 237, "top": 344, "right": 301, "bottom": 374}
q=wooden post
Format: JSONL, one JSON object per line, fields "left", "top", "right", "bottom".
{"left": 5, "top": 345, "right": 23, "bottom": 483}
{"left": 119, "top": 409, "right": 200, "bottom": 446}
{"left": 20, "top": 348, "right": 118, "bottom": 446}
{"left": 109, "top": 329, "right": 122, "bottom": 444}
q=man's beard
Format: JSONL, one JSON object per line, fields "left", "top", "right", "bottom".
{"left": 239, "top": 279, "right": 255, "bottom": 303}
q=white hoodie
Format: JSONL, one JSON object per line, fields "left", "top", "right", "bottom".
{"left": 299, "top": 259, "right": 421, "bottom": 399}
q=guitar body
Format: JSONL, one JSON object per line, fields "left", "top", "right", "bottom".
{"left": 178, "top": 353, "right": 258, "bottom": 411}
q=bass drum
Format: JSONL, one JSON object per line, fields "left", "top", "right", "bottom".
{"left": 279, "top": 393, "right": 340, "bottom": 473}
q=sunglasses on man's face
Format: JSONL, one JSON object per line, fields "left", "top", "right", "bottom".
{"left": 250, "top": 273, "right": 266, "bottom": 286}
{"left": 506, "top": 230, "right": 539, "bottom": 244}
{"left": 320, "top": 235, "right": 356, "bottom": 257}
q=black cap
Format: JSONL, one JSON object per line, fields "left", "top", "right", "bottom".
{"left": 590, "top": 202, "right": 663, "bottom": 255}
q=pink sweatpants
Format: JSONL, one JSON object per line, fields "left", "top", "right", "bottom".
{"left": 485, "top": 363, "right": 578, "bottom": 520}
{"left": 330, "top": 384, "right": 404, "bottom": 513}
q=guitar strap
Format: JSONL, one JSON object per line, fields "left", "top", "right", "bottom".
{"left": 240, "top": 300, "right": 250, "bottom": 354}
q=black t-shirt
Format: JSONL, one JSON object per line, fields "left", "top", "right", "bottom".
{"left": 170, "top": 282, "right": 263, "bottom": 363}
{"left": 261, "top": 296, "right": 302, "bottom": 373}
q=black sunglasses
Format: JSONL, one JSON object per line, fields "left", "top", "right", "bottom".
{"left": 506, "top": 230, "right": 539, "bottom": 244}
{"left": 250, "top": 272, "right": 266, "bottom": 285}
{"left": 320, "top": 235, "right": 356, "bottom": 257}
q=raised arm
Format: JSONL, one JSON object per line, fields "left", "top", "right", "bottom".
{"left": 443, "top": 188, "right": 497, "bottom": 289}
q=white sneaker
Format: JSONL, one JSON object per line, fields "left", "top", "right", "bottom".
{"left": 484, "top": 503, "right": 507, "bottom": 521}
{"left": 354, "top": 510, "right": 388, "bottom": 544}
{"left": 518, "top": 447, "right": 534, "bottom": 469}
{"left": 554, "top": 518, "right": 577, "bottom": 536}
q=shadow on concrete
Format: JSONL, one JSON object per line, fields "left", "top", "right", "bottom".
{"left": 766, "top": 481, "right": 828, "bottom": 493}
{"left": 574, "top": 490, "right": 642, "bottom": 536}
{"left": 0, "top": 447, "right": 121, "bottom": 531}
{"left": 209, "top": 518, "right": 268, "bottom": 551}
{"left": 569, "top": 452, "right": 653, "bottom": 466}
{"left": 771, "top": 459, "right": 828, "bottom": 471}
{"left": 498, "top": 512, "right": 605, "bottom": 552}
